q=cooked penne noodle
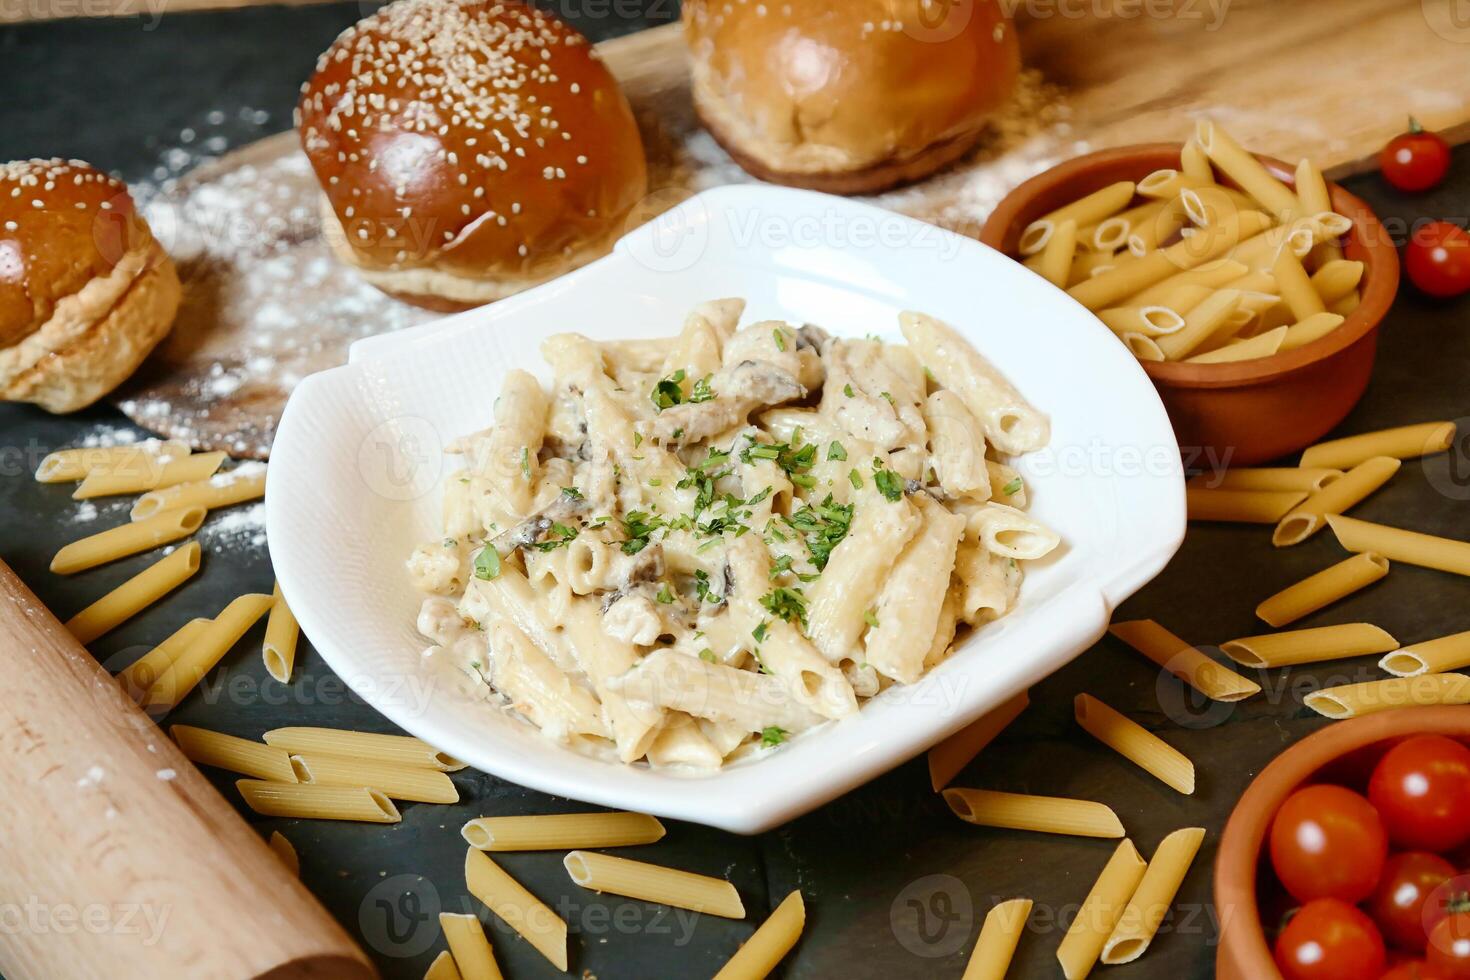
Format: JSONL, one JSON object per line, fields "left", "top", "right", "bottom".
{"left": 1101, "top": 827, "right": 1206, "bottom": 964}
{"left": 1304, "top": 674, "right": 1470, "bottom": 719}
{"left": 263, "top": 581, "right": 300, "bottom": 684}
{"left": 1381, "top": 630, "right": 1470, "bottom": 677}
{"left": 1056, "top": 839, "right": 1149, "bottom": 980}
{"left": 263, "top": 727, "right": 466, "bottom": 771}
{"left": 1186, "top": 487, "right": 1306, "bottom": 523}
{"left": 439, "top": 913, "right": 503, "bottom": 980}
{"left": 74, "top": 450, "right": 227, "bottom": 499}
{"left": 35, "top": 439, "right": 190, "bottom": 483}
{"left": 1301, "top": 421, "right": 1457, "bottom": 469}
{"left": 1108, "top": 620, "right": 1261, "bottom": 702}
{"left": 1074, "top": 694, "right": 1195, "bottom": 795}
{"left": 1273, "top": 456, "right": 1401, "bottom": 546}
{"left": 928, "top": 691, "right": 1030, "bottom": 791}
{"left": 713, "top": 891, "right": 805, "bottom": 980}
{"left": 1310, "top": 260, "right": 1364, "bottom": 304}
{"left": 1185, "top": 325, "right": 1288, "bottom": 364}
{"left": 1020, "top": 181, "right": 1136, "bottom": 254}
{"left": 563, "top": 851, "right": 745, "bottom": 918}
{"left": 963, "top": 898, "right": 1032, "bottom": 980}
{"left": 1272, "top": 248, "right": 1325, "bottom": 320}
{"left": 171, "top": 724, "right": 297, "bottom": 782}
{"left": 1188, "top": 467, "right": 1342, "bottom": 493}
{"left": 1038, "top": 218, "right": 1077, "bottom": 287}
{"left": 115, "top": 618, "right": 210, "bottom": 700}
{"left": 1328, "top": 514, "right": 1470, "bottom": 577}
{"left": 236, "top": 780, "right": 401, "bottom": 823}
{"left": 289, "top": 754, "right": 459, "bottom": 804}
{"left": 465, "top": 849, "right": 567, "bottom": 971}
{"left": 1256, "top": 553, "right": 1389, "bottom": 627}
{"left": 943, "top": 789, "right": 1125, "bottom": 838}
{"left": 462, "top": 812, "right": 666, "bottom": 851}
{"left": 268, "top": 831, "right": 299, "bottom": 875}
{"left": 424, "top": 950, "right": 463, "bottom": 980}
{"left": 1096, "top": 306, "right": 1185, "bottom": 338}
{"left": 130, "top": 462, "right": 267, "bottom": 521}
{"left": 1196, "top": 121, "right": 1302, "bottom": 220}
{"left": 1157, "top": 288, "right": 1242, "bottom": 359}
{"left": 64, "top": 542, "right": 201, "bottom": 644}
{"left": 1280, "top": 312, "right": 1345, "bottom": 351}
{"left": 1129, "top": 259, "right": 1248, "bottom": 305}
{"left": 50, "top": 506, "right": 206, "bottom": 574}
{"left": 1222, "top": 622, "right": 1398, "bottom": 668}
{"left": 141, "top": 593, "right": 274, "bottom": 713}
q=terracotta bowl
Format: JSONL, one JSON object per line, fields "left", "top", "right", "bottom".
{"left": 980, "top": 144, "right": 1400, "bottom": 465}
{"left": 1214, "top": 706, "right": 1470, "bottom": 979}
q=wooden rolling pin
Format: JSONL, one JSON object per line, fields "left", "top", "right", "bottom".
{"left": 0, "top": 559, "right": 376, "bottom": 980}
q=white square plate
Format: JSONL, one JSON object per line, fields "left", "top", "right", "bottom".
{"left": 267, "top": 185, "right": 1185, "bottom": 834}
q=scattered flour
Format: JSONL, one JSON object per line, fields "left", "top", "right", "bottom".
{"left": 76, "top": 766, "right": 105, "bottom": 789}
{"left": 199, "top": 501, "right": 268, "bottom": 551}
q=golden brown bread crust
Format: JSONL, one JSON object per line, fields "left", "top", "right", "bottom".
{"left": 296, "top": 0, "right": 648, "bottom": 304}
{"left": 684, "top": 0, "right": 1020, "bottom": 194}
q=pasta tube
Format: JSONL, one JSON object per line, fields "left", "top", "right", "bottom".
{"left": 1304, "top": 674, "right": 1470, "bottom": 719}
{"left": 1188, "top": 467, "right": 1342, "bottom": 493}
{"left": 1156, "top": 288, "right": 1243, "bottom": 359}
{"left": 1087, "top": 198, "right": 1168, "bottom": 252}
{"left": 1295, "top": 156, "right": 1342, "bottom": 262}
{"left": 289, "top": 754, "right": 459, "bottom": 804}
{"left": 268, "top": 831, "right": 299, "bottom": 875}
{"left": 712, "top": 891, "right": 805, "bottom": 980}
{"left": 424, "top": 951, "right": 462, "bottom": 980}
{"left": 563, "top": 851, "right": 744, "bottom": 918}
{"left": 141, "top": 593, "right": 275, "bottom": 713}
{"left": 1328, "top": 514, "right": 1470, "bottom": 577}
{"left": 1095, "top": 306, "right": 1185, "bottom": 338}
{"left": 1019, "top": 181, "right": 1135, "bottom": 254}
{"left": 943, "top": 789, "right": 1125, "bottom": 838}
{"left": 1196, "top": 121, "right": 1302, "bottom": 220}
{"left": 465, "top": 849, "right": 567, "bottom": 971}
{"left": 262, "top": 581, "right": 300, "bottom": 683}
{"left": 236, "top": 780, "right": 401, "bottom": 823}
{"left": 35, "top": 439, "right": 189, "bottom": 483}
{"left": 1272, "top": 456, "right": 1401, "bottom": 546}
{"left": 1310, "top": 260, "right": 1364, "bottom": 304}
{"left": 1256, "top": 553, "right": 1390, "bottom": 627}
{"left": 462, "top": 812, "right": 665, "bottom": 852}
{"left": 1100, "top": 827, "right": 1206, "bottom": 964}
{"left": 1038, "top": 219, "right": 1077, "bottom": 287}
{"left": 51, "top": 505, "right": 206, "bottom": 574}
{"left": 1280, "top": 312, "right": 1345, "bottom": 351}
{"left": 131, "top": 462, "right": 267, "bottom": 521}
{"left": 1300, "top": 421, "right": 1457, "bottom": 469}
{"left": 1074, "top": 694, "right": 1195, "bottom": 794}
{"left": 1222, "top": 622, "right": 1398, "bottom": 669}
{"left": 170, "top": 724, "right": 297, "bottom": 783}
{"left": 1129, "top": 259, "right": 1248, "bottom": 305}
{"left": 963, "top": 899, "right": 1032, "bottom": 980}
{"left": 928, "top": 691, "right": 1029, "bottom": 791}
{"left": 1186, "top": 326, "right": 1287, "bottom": 364}
{"left": 262, "top": 727, "right": 466, "bottom": 771}
{"left": 1056, "top": 839, "right": 1148, "bottom": 980}
{"left": 1381, "top": 630, "right": 1470, "bottom": 677}
{"left": 115, "top": 618, "right": 209, "bottom": 700}
{"left": 1108, "top": 620, "right": 1260, "bottom": 702}
{"left": 1272, "top": 248, "right": 1325, "bottom": 319}
{"left": 74, "top": 450, "right": 226, "bottom": 499}
{"left": 439, "top": 913, "right": 502, "bottom": 980}
{"left": 1186, "top": 488, "right": 1306, "bottom": 524}
{"left": 64, "top": 542, "right": 201, "bottom": 644}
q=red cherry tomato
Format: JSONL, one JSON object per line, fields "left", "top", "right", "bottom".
{"left": 1405, "top": 222, "right": 1470, "bottom": 299}
{"left": 1369, "top": 736, "right": 1470, "bottom": 852}
{"left": 1271, "top": 784, "right": 1389, "bottom": 903}
{"left": 1370, "top": 852, "right": 1458, "bottom": 950}
{"left": 1381, "top": 960, "right": 1451, "bottom": 980}
{"left": 1381, "top": 118, "right": 1453, "bottom": 193}
{"left": 1428, "top": 912, "right": 1470, "bottom": 978}
{"left": 1275, "top": 898, "right": 1388, "bottom": 980}
{"left": 1425, "top": 875, "right": 1470, "bottom": 945}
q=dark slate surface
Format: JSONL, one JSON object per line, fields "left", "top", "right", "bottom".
{"left": 3, "top": 4, "right": 1469, "bottom": 977}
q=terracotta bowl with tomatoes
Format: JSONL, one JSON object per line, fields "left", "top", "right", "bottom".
{"left": 1216, "top": 707, "right": 1470, "bottom": 980}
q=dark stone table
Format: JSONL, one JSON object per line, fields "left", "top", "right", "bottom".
{"left": 2, "top": 4, "right": 1468, "bottom": 978}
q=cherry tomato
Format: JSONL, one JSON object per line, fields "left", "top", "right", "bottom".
{"left": 1382, "top": 118, "right": 1453, "bottom": 193}
{"left": 1370, "top": 852, "right": 1458, "bottom": 950}
{"left": 1275, "top": 898, "right": 1387, "bottom": 980}
{"left": 1428, "top": 912, "right": 1470, "bottom": 978}
{"left": 1369, "top": 736, "right": 1470, "bottom": 851}
{"left": 1405, "top": 222, "right": 1470, "bottom": 299}
{"left": 1425, "top": 876, "right": 1470, "bottom": 944}
{"left": 1271, "top": 784, "right": 1389, "bottom": 902}
{"left": 1381, "top": 960, "right": 1451, "bottom": 980}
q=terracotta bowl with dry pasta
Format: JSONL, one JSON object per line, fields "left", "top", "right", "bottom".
{"left": 981, "top": 143, "right": 1400, "bottom": 465}
{"left": 1214, "top": 706, "right": 1470, "bottom": 980}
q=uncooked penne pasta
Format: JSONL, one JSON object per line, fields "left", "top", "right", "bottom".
{"left": 713, "top": 891, "right": 805, "bottom": 980}
{"left": 1185, "top": 325, "right": 1288, "bottom": 364}
{"left": 1280, "top": 312, "right": 1345, "bottom": 351}
{"left": 1129, "top": 259, "right": 1248, "bottom": 305}
{"left": 462, "top": 812, "right": 665, "bottom": 851}
{"left": 943, "top": 789, "right": 1124, "bottom": 838}
{"left": 236, "top": 780, "right": 401, "bottom": 823}
{"left": 1180, "top": 186, "right": 1255, "bottom": 228}
{"left": 1196, "top": 120, "right": 1302, "bottom": 220}
{"left": 1180, "top": 139, "right": 1213, "bottom": 182}
{"left": 1273, "top": 456, "right": 1401, "bottom": 546}
{"left": 141, "top": 593, "right": 274, "bottom": 714}
{"left": 1301, "top": 421, "right": 1457, "bottom": 469}
{"left": 1329, "top": 290, "right": 1361, "bottom": 315}
{"left": 1125, "top": 198, "right": 1188, "bottom": 255}
{"left": 1074, "top": 694, "right": 1195, "bottom": 795}
{"left": 1272, "top": 248, "right": 1325, "bottom": 320}
{"left": 131, "top": 462, "right": 267, "bottom": 521}
{"left": 1381, "top": 630, "right": 1470, "bottom": 677}
{"left": 74, "top": 450, "right": 226, "bottom": 499}
{"left": 1186, "top": 488, "right": 1306, "bottom": 523}
{"left": 1056, "top": 839, "right": 1148, "bottom": 980}
{"left": 1123, "top": 333, "right": 1164, "bottom": 361}
{"left": 1295, "top": 156, "right": 1338, "bottom": 252}
{"left": 439, "top": 913, "right": 503, "bottom": 980}
{"left": 564, "top": 851, "right": 745, "bottom": 918}
{"left": 1135, "top": 169, "right": 1206, "bottom": 200}
{"left": 1188, "top": 467, "right": 1342, "bottom": 493}
{"left": 263, "top": 727, "right": 466, "bottom": 771}
{"left": 465, "top": 849, "right": 567, "bottom": 971}
{"left": 289, "top": 754, "right": 459, "bottom": 804}
{"left": 1304, "top": 674, "right": 1470, "bottom": 719}
{"left": 1222, "top": 622, "right": 1398, "bottom": 668}
{"left": 928, "top": 691, "right": 1030, "bottom": 791}
{"left": 1156, "top": 288, "right": 1242, "bottom": 359}
{"left": 64, "top": 541, "right": 201, "bottom": 644}
{"left": 35, "top": 439, "right": 190, "bottom": 483}
{"left": 115, "top": 618, "right": 209, "bottom": 700}
{"left": 1038, "top": 219, "right": 1077, "bottom": 287}
{"left": 1256, "top": 553, "right": 1390, "bottom": 627}
{"left": 1019, "top": 181, "right": 1135, "bottom": 254}
{"left": 1328, "top": 514, "right": 1470, "bottom": 577}
{"left": 1100, "top": 827, "right": 1205, "bottom": 964}
{"left": 1096, "top": 306, "right": 1184, "bottom": 338}
{"left": 1108, "top": 620, "right": 1260, "bottom": 702}
{"left": 50, "top": 506, "right": 206, "bottom": 574}
{"left": 1311, "top": 260, "right": 1364, "bottom": 304}
{"left": 1087, "top": 199, "right": 1167, "bottom": 252}
{"left": 962, "top": 899, "right": 1032, "bottom": 980}
{"left": 424, "top": 951, "right": 462, "bottom": 980}
{"left": 170, "top": 724, "right": 297, "bottom": 782}
{"left": 263, "top": 582, "right": 300, "bottom": 684}
{"left": 268, "top": 831, "right": 299, "bottom": 875}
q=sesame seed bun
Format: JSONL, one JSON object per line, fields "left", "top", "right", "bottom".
{"left": 683, "top": 0, "right": 1020, "bottom": 195}
{"left": 296, "top": 0, "right": 649, "bottom": 310}
{"left": 0, "top": 159, "right": 180, "bottom": 414}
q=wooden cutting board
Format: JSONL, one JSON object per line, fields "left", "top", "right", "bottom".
{"left": 113, "top": 1, "right": 1470, "bottom": 457}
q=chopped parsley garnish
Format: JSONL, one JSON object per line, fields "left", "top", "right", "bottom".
{"left": 760, "top": 587, "right": 808, "bottom": 628}
{"left": 873, "top": 467, "right": 905, "bottom": 502}
{"left": 864, "top": 608, "right": 880, "bottom": 628}
{"left": 519, "top": 446, "right": 531, "bottom": 480}
{"left": 848, "top": 469, "right": 863, "bottom": 489}
{"left": 474, "top": 546, "right": 501, "bottom": 581}
{"left": 772, "top": 328, "right": 787, "bottom": 352}
{"left": 560, "top": 486, "right": 582, "bottom": 500}
{"left": 694, "top": 569, "right": 720, "bottom": 604}
{"left": 784, "top": 495, "right": 853, "bottom": 570}
{"left": 651, "top": 369, "right": 687, "bottom": 412}
{"left": 827, "top": 441, "right": 847, "bottom": 461}
{"left": 649, "top": 478, "right": 662, "bottom": 487}
{"left": 1003, "top": 477, "right": 1023, "bottom": 496}
{"left": 527, "top": 522, "right": 579, "bottom": 552}
{"left": 633, "top": 430, "right": 643, "bottom": 448}
{"left": 656, "top": 584, "right": 675, "bottom": 604}
{"left": 880, "top": 391, "right": 895, "bottom": 405}
{"left": 689, "top": 374, "right": 716, "bottom": 403}
{"left": 769, "top": 553, "right": 794, "bottom": 580}
{"left": 699, "top": 649, "right": 717, "bottom": 663}
{"left": 843, "top": 383, "right": 855, "bottom": 398}
{"left": 751, "top": 621, "right": 769, "bottom": 644}
{"left": 621, "top": 511, "right": 664, "bottom": 554}
{"left": 761, "top": 726, "right": 789, "bottom": 748}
